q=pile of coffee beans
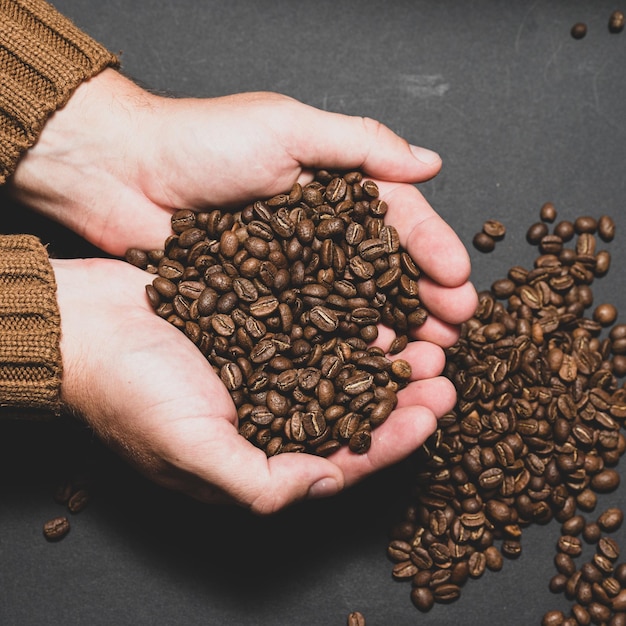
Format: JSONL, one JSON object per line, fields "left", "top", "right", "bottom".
{"left": 388, "top": 206, "right": 626, "bottom": 620}
{"left": 127, "top": 171, "right": 427, "bottom": 457}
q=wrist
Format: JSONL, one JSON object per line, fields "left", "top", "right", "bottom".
{"left": 8, "top": 69, "right": 158, "bottom": 243}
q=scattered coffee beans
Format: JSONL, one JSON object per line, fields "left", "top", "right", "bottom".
{"left": 389, "top": 204, "right": 626, "bottom": 618}
{"left": 129, "top": 171, "right": 429, "bottom": 457}
{"left": 44, "top": 474, "right": 92, "bottom": 542}
{"left": 544, "top": 506, "right": 626, "bottom": 624}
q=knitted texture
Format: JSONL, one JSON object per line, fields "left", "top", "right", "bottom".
{"left": 0, "top": 234, "right": 62, "bottom": 413}
{"left": 0, "top": 0, "right": 118, "bottom": 184}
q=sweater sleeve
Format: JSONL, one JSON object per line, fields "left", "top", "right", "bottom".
{"left": 0, "top": 0, "right": 119, "bottom": 184}
{"left": 0, "top": 234, "right": 62, "bottom": 415}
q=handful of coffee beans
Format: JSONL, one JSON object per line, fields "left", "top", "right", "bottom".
{"left": 127, "top": 171, "right": 428, "bottom": 457}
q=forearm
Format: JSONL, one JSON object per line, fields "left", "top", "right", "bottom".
{"left": 0, "top": 0, "right": 118, "bottom": 184}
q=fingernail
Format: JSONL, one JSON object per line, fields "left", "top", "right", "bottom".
{"left": 307, "top": 477, "right": 340, "bottom": 499}
{"left": 410, "top": 144, "right": 441, "bottom": 165}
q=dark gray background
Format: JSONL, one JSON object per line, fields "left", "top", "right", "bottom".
{"left": 1, "top": 1, "right": 626, "bottom": 624}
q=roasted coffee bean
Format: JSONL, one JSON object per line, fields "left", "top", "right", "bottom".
{"left": 43, "top": 516, "right": 70, "bottom": 541}
{"left": 609, "top": 10, "right": 625, "bottom": 33}
{"left": 593, "top": 302, "right": 618, "bottom": 326}
{"left": 540, "top": 202, "right": 557, "bottom": 222}
{"left": 527, "top": 222, "right": 549, "bottom": 245}
{"left": 411, "top": 586, "right": 434, "bottom": 612}
{"left": 591, "top": 469, "right": 620, "bottom": 493}
{"left": 346, "top": 611, "right": 366, "bottom": 626}
{"left": 571, "top": 22, "right": 587, "bottom": 38}
{"left": 598, "top": 507, "right": 624, "bottom": 532}
{"left": 473, "top": 232, "right": 495, "bottom": 253}
{"left": 67, "top": 489, "right": 90, "bottom": 514}
{"left": 483, "top": 220, "right": 506, "bottom": 240}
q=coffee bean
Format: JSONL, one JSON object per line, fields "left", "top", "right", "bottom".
{"left": 591, "top": 469, "right": 620, "bottom": 493}
{"left": 43, "top": 516, "right": 71, "bottom": 541}
{"left": 473, "top": 232, "right": 495, "bottom": 253}
{"left": 411, "top": 586, "right": 434, "bottom": 612}
{"left": 346, "top": 611, "right": 366, "bottom": 626}
{"left": 574, "top": 216, "right": 597, "bottom": 235}
{"left": 609, "top": 10, "right": 625, "bottom": 33}
{"left": 67, "top": 488, "right": 90, "bottom": 514}
{"left": 593, "top": 303, "right": 618, "bottom": 326}
{"left": 527, "top": 222, "right": 549, "bottom": 244}
{"left": 542, "top": 610, "right": 565, "bottom": 626}
{"left": 598, "top": 508, "right": 624, "bottom": 533}
{"left": 540, "top": 202, "right": 557, "bottom": 222}
{"left": 571, "top": 22, "right": 587, "bottom": 39}
{"left": 483, "top": 220, "right": 506, "bottom": 240}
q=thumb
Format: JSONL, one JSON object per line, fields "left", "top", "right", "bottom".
{"left": 284, "top": 103, "right": 442, "bottom": 182}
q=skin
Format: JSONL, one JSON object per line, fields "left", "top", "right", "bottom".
{"left": 9, "top": 69, "right": 477, "bottom": 514}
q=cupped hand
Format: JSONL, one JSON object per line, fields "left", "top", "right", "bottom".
{"left": 9, "top": 68, "right": 443, "bottom": 256}
{"left": 52, "top": 256, "right": 464, "bottom": 513}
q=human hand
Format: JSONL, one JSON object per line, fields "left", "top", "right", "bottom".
{"left": 52, "top": 256, "right": 468, "bottom": 513}
{"left": 10, "top": 68, "right": 475, "bottom": 342}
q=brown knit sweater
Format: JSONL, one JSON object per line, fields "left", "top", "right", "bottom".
{"left": 0, "top": 0, "right": 118, "bottom": 414}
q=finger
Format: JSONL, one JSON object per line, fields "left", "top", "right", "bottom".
{"left": 411, "top": 315, "right": 461, "bottom": 348}
{"left": 388, "top": 341, "right": 446, "bottom": 381}
{"left": 178, "top": 420, "right": 345, "bottom": 514}
{"left": 376, "top": 181, "right": 471, "bottom": 288}
{"left": 417, "top": 275, "right": 479, "bottom": 326}
{"left": 395, "top": 376, "right": 457, "bottom": 415}
{"left": 285, "top": 103, "right": 442, "bottom": 182}
{"left": 329, "top": 404, "right": 438, "bottom": 487}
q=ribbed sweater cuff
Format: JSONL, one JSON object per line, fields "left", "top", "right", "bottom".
{"left": 0, "top": 234, "right": 62, "bottom": 415}
{"left": 0, "top": 0, "right": 119, "bottom": 184}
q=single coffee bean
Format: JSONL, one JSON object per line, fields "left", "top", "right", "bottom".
{"left": 583, "top": 522, "right": 602, "bottom": 544}
{"left": 43, "top": 516, "right": 71, "bottom": 541}
{"left": 346, "top": 611, "right": 366, "bottom": 626}
{"left": 410, "top": 586, "right": 434, "bottom": 612}
{"left": 571, "top": 22, "right": 587, "bottom": 39}
{"left": 527, "top": 222, "right": 549, "bottom": 244}
{"left": 609, "top": 10, "right": 625, "bottom": 33}
{"left": 591, "top": 469, "right": 620, "bottom": 493}
{"left": 593, "top": 303, "right": 618, "bottom": 326}
{"left": 473, "top": 232, "right": 495, "bottom": 253}
{"left": 483, "top": 220, "right": 506, "bottom": 240}
{"left": 540, "top": 202, "right": 557, "bottom": 222}
{"left": 542, "top": 610, "right": 565, "bottom": 626}
{"left": 574, "top": 216, "right": 597, "bottom": 235}
{"left": 598, "top": 508, "right": 624, "bottom": 532}
{"left": 554, "top": 221, "right": 575, "bottom": 241}
{"left": 67, "top": 488, "right": 90, "bottom": 514}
